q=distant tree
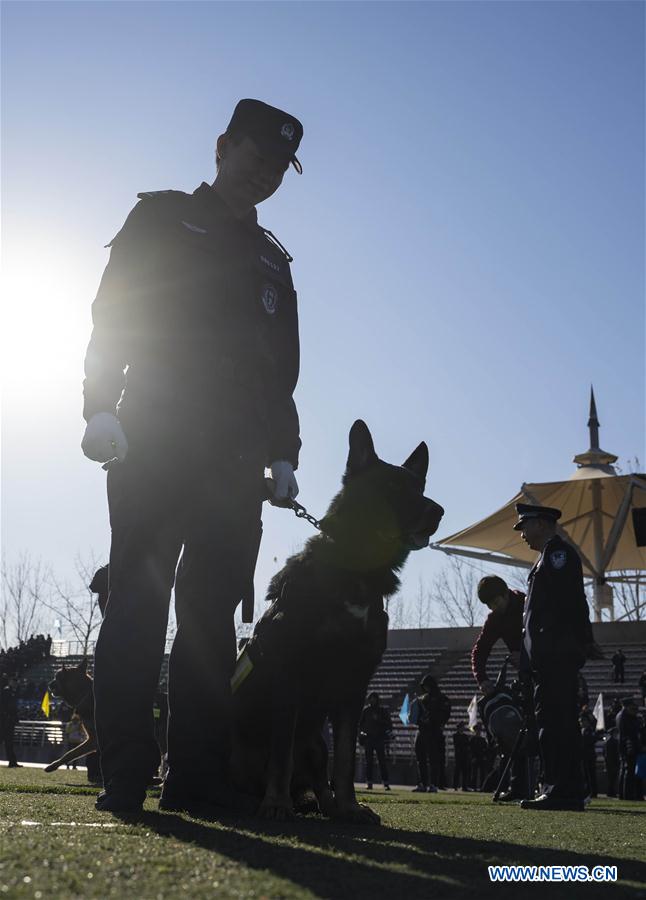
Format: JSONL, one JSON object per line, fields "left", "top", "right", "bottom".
{"left": 386, "top": 590, "right": 405, "bottom": 629}
{"left": 612, "top": 574, "right": 643, "bottom": 622}
{"left": 40, "top": 555, "right": 104, "bottom": 656}
{"left": 412, "top": 576, "right": 432, "bottom": 629}
{"left": 0, "top": 553, "right": 45, "bottom": 647}
{"left": 430, "top": 556, "right": 485, "bottom": 628}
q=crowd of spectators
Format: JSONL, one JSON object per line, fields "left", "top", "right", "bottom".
{"left": 0, "top": 635, "right": 52, "bottom": 680}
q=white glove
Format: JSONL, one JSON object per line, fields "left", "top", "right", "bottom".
{"left": 81, "top": 412, "right": 128, "bottom": 463}
{"left": 269, "top": 460, "right": 299, "bottom": 503}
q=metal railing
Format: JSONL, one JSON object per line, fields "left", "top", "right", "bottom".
{"left": 14, "top": 720, "right": 65, "bottom": 747}
{"left": 50, "top": 639, "right": 175, "bottom": 658}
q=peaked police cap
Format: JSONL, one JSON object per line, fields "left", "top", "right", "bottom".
{"left": 227, "top": 99, "right": 303, "bottom": 173}
{"left": 513, "top": 503, "right": 562, "bottom": 530}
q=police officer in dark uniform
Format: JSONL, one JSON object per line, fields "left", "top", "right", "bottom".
{"left": 616, "top": 698, "right": 643, "bottom": 800}
{"left": 412, "top": 674, "right": 451, "bottom": 792}
{"left": 0, "top": 676, "right": 21, "bottom": 768}
{"left": 359, "top": 692, "right": 393, "bottom": 790}
{"left": 81, "top": 99, "right": 304, "bottom": 813}
{"left": 514, "top": 504, "right": 593, "bottom": 811}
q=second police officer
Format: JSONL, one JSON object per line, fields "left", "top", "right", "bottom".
{"left": 514, "top": 503, "right": 593, "bottom": 811}
{"left": 81, "top": 100, "right": 304, "bottom": 813}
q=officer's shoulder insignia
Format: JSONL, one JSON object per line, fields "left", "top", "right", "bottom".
{"left": 549, "top": 549, "right": 567, "bottom": 570}
{"left": 181, "top": 220, "right": 208, "bottom": 234}
{"left": 137, "top": 190, "right": 178, "bottom": 199}
{"left": 260, "top": 227, "right": 293, "bottom": 263}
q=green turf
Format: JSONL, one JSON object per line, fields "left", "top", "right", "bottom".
{"left": 0, "top": 767, "right": 644, "bottom": 899}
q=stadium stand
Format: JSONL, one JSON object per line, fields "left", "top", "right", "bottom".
{"left": 4, "top": 621, "right": 645, "bottom": 785}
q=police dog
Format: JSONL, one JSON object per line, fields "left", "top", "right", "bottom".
{"left": 231, "top": 420, "right": 444, "bottom": 823}
{"left": 44, "top": 658, "right": 98, "bottom": 775}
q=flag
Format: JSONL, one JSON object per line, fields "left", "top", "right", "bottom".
{"left": 467, "top": 693, "right": 479, "bottom": 731}
{"left": 41, "top": 690, "right": 51, "bottom": 718}
{"left": 399, "top": 693, "right": 410, "bottom": 725}
{"left": 593, "top": 692, "right": 605, "bottom": 732}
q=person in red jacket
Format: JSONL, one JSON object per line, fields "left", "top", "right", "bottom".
{"left": 471, "top": 576, "right": 525, "bottom": 695}
{"left": 472, "top": 575, "right": 527, "bottom": 801}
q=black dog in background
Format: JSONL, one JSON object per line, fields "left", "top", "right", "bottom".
{"left": 45, "top": 659, "right": 101, "bottom": 781}
{"left": 231, "top": 420, "right": 444, "bottom": 823}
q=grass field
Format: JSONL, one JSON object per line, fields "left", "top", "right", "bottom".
{"left": 0, "top": 767, "right": 645, "bottom": 899}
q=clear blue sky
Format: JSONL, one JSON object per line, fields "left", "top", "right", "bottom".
{"left": 2, "top": 1, "right": 644, "bottom": 632}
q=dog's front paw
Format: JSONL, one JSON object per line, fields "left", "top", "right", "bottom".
{"left": 44, "top": 763, "right": 59, "bottom": 773}
{"left": 258, "top": 793, "right": 295, "bottom": 822}
{"left": 334, "top": 801, "right": 381, "bottom": 825}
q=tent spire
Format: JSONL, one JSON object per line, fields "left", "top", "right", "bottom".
{"left": 572, "top": 386, "right": 618, "bottom": 475}
{"left": 588, "top": 385, "right": 600, "bottom": 450}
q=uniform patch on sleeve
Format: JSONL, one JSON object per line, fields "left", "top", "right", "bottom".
{"left": 549, "top": 550, "right": 567, "bottom": 570}
{"left": 261, "top": 283, "right": 278, "bottom": 315}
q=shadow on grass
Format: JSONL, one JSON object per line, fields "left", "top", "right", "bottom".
{"left": 133, "top": 808, "right": 646, "bottom": 899}
{"left": 586, "top": 807, "right": 645, "bottom": 817}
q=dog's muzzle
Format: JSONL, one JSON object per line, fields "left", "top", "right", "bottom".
{"left": 407, "top": 499, "right": 444, "bottom": 550}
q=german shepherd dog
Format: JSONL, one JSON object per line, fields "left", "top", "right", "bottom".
{"left": 45, "top": 659, "right": 98, "bottom": 776}
{"left": 231, "top": 420, "right": 444, "bottom": 823}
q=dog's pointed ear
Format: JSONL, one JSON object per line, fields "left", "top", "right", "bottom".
{"left": 346, "top": 420, "right": 378, "bottom": 477}
{"left": 402, "top": 442, "right": 429, "bottom": 481}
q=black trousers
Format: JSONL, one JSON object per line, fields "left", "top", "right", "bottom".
{"left": 415, "top": 726, "right": 443, "bottom": 787}
{"left": 453, "top": 754, "right": 470, "bottom": 790}
{"left": 605, "top": 760, "right": 618, "bottom": 797}
{"left": 619, "top": 755, "right": 643, "bottom": 801}
{"left": 533, "top": 662, "right": 584, "bottom": 801}
{"left": 364, "top": 737, "right": 389, "bottom": 785}
{"left": 582, "top": 752, "right": 598, "bottom": 797}
{"left": 471, "top": 757, "right": 487, "bottom": 790}
{"left": 94, "top": 442, "right": 264, "bottom": 789}
{"left": 1, "top": 722, "right": 18, "bottom": 766}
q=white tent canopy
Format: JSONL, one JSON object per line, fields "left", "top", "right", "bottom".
{"left": 433, "top": 472, "right": 646, "bottom": 576}
{"left": 431, "top": 390, "right": 646, "bottom": 619}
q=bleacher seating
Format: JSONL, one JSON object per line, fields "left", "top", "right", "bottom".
{"left": 367, "top": 646, "right": 447, "bottom": 705}
{"left": 363, "top": 633, "right": 646, "bottom": 764}
{"left": 7, "top": 626, "right": 643, "bottom": 771}
{"left": 434, "top": 641, "right": 646, "bottom": 760}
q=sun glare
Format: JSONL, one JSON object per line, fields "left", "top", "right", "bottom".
{"left": 2, "top": 247, "right": 92, "bottom": 398}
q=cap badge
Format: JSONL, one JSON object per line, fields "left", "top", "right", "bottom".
{"left": 549, "top": 550, "right": 567, "bottom": 570}
{"left": 261, "top": 283, "right": 278, "bottom": 315}
{"left": 281, "top": 122, "right": 295, "bottom": 141}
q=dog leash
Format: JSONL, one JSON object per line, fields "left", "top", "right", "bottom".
{"left": 264, "top": 477, "right": 326, "bottom": 534}
{"left": 288, "top": 498, "right": 325, "bottom": 533}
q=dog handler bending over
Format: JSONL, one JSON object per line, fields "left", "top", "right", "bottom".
{"left": 471, "top": 575, "right": 530, "bottom": 801}
{"left": 471, "top": 575, "right": 525, "bottom": 697}
{"left": 81, "top": 100, "right": 303, "bottom": 813}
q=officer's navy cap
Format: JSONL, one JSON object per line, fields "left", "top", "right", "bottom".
{"left": 227, "top": 99, "right": 303, "bottom": 174}
{"left": 513, "top": 503, "right": 562, "bottom": 530}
